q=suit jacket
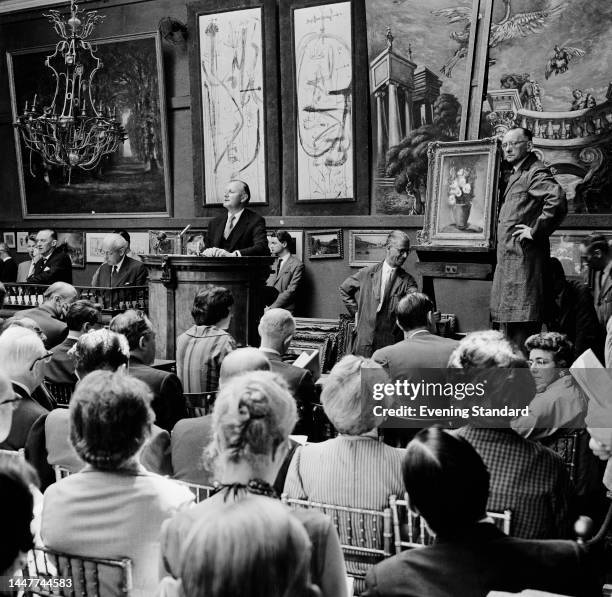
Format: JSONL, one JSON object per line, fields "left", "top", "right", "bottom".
{"left": 91, "top": 256, "right": 148, "bottom": 287}
{"left": 26, "top": 247, "right": 72, "bottom": 284}
{"left": 362, "top": 522, "right": 599, "bottom": 597}
{"left": 491, "top": 152, "right": 567, "bottom": 322}
{"left": 0, "top": 257, "right": 17, "bottom": 282}
{"left": 16, "top": 259, "right": 33, "bottom": 283}
{"left": 15, "top": 303, "right": 68, "bottom": 349}
{"left": 594, "top": 266, "right": 612, "bottom": 329}
{"left": 170, "top": 415, "right": 214, "bottom": 485}
{"left": 43, "top": 336, "right": 78, "bottom": 384}
{"left": 128, "top": 357, "right": 187, "bottom": 432}
{"left": 266, "top": 255, "right": 304, "bottom": 313}
{"left": 207, "top": 207, "right": 269, "bottom": 256}
{"left": 0, "top": 384, "right": 48, "bottom": 452}
{"left": 339, "top": 262, "right": 418, "bottom": 357}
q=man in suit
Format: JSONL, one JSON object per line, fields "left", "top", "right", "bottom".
{"left": 0, "top": 327, "right": 51, "bottom": 484}
{"left": 258, "top": 308, "right": 316, "bottom": 435}
{"left": 43, "top": 299, "right": 101, "bottom": 384}
{"left": 0, "top": 243, "right": 17, "bottom": 283}
{"left": 16, "top": 235, "right": 38, "bottom": 283}
{"left": 171, "top": 348, "right": 271, "bottom": 486}
{"left": 362, "top": 428, "right": 600, "bottom": 597}
{"left": 203, "top": 180, "right": 269, "bottom": 257}
{"left": 584, "top": 233, "right": 612, "bottom": 328}
{"left": 91, "top": 232, "right": 148, "bottom": 287}
{"left": 490, "top": 127, "right": 567, "bottom": 351}
{"left": 110, "top": 309, "right": 186, "bottom": 431}
{"left": 14, "top": 282, "right": 78, "bottom": 349}
{"left": 339, "top": 230, "right": 418, "bottom": 357}
{"left": 265, "top": 231, "right": 304, "bottom": 313}
{"left": 0, "top": 370, "right": 17, "bottom": 443}
{"left": 27, "top": 229, "right": 72, "bottom": 284}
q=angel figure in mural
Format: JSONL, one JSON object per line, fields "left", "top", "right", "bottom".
{"left": 544, "top": 44, "right": 586, "bottom": 79}
{"left": 433, "top": 0, "right": 569, "bottom": 78}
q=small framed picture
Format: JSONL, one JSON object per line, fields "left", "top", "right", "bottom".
{"left": 16, "top": 231, "right": 31, "bottom": 253}
{"left": 129, "top": 232, "right": 150, "bottom": 258}
{"left": 182, "top": 230, "right": 208, "bottom": 255}
{"left": 86, "top": 233, "right": 108, "bottom": 263}
{"left": 267, "top": 230, "right": 304, "bottom": 262}
{"left": 57, "top": 232, "right": 85, "bottom": 269}
{"left": 306, "top": 229, "right": 343, "bottom": 259}
{"left": 149, "top": 230, "right": 180, "bottom": 255}
{"left": 3, "top": 232, "right": 16, "bottom": 249}
{"left": 348, "top": 230, "right": 392, "bottom": 267}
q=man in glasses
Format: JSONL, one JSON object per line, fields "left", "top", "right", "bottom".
{"left": 0, "top": 328, "right": 50, "bottom": 481}
{"left": 490, "top": 127, "right": 567, "bottom": 352}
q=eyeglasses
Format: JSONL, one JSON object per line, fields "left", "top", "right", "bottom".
{"left": 29, "top": 352, "right": 54, "bottom": 371}
{"left": 501, "top": 140, "right": 529, "bottom": 149}
{"left": 527, "top": 358, "right": 554, "bottom": 367}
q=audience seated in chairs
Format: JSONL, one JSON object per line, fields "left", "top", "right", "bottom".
{"left": 44, "top": 300, "right": 101, "bottom": 384}
{"left": 176, "top": 286, "right": 236, "bottom": 394}
{"left": 0, "top": 328, "right": 50, "bottom": 482}
{"left": 110, "top": 309, "right": 186, "bottom": 431}
{"left": 450, "top": 330, "right": 576, "bottom": 539}
{"left": 41, "top": 370, "right": 194, "bottom": 597}
{"left": 284, "top": 354, "right": 404, "bottom": 516}
{"left": 171, "top": 347, "right": 270, "bottom": 486}
{"left": 0, "top": 460, "right": 37, "bottom": 589}
{"left": 362, "top": 427, "right": 601, "bottom": 597}
{"left": 258, "top": 308, "right": 317, "bottom": 435}
{"left": 159, "top": 496, "right": 320, "bottom": 597}
{"left": 160, "top": 371, "right": 346, "bottom": 597}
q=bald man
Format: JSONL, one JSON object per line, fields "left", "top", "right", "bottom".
{"left": 91, "top": 233, "right": 148, "bottom": 287}
{"left": 14, "top": 282, "right": 78, "bottom": 349}
{"left": 219, "top": 347, "right": 270, "bottom": 383}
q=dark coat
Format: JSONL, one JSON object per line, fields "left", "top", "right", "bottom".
{"left": 266, "top": 255, "right": 304, "bottom": 313}
{"left": 26, "top": 247, "right": 72, "bottom": 284}
{"left": 207, "top": 208, "right": 269, "bottom": 256}
{"left": 91, "top": 256, "right": 148, "bottom": 287}
{"left": 43, "top": 336, "right": 78, "bottom": 384}
{"left": 339, "top": 262, "right": 418, "bottom": 357}
{"left": 15, "top": 303, "right": 68, "bottom": 349}
{"left": 594, "top": 267, "right": 612, "bottom": 328}
{"left": 491, "top": 153, "right": 566, "bottom": 322}
{"left": 362, "top": 523, "right": 599, "bottom": 597}
{"left": 170, "top": 415, "right": 215, "bottom": 485}
{"left": 128, "top": 357, "right": 186, "bottom": 432}
{"left": 0, "top": 257, "right": 17, "bottom": 282}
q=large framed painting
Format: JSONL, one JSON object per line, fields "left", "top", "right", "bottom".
{"left": 418, "top": 138, "right": 501, "bottom": 249}
{"left": 188, "top": 0, "right": 280, "bottom": 213}
{"left": 7, "top": 32, "right": 171, "bottom": 219}
{"left": 280, "top": 0, "right": 370, "bottom": 215}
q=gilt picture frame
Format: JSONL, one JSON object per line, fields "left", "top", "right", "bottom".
{"left": 306, "top": 229, "right": 343, "bottom": 259}
{"left": 348, "top": 230, "right": 392, "bottom": 267}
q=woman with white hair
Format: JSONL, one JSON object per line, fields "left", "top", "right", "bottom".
{"left": 160, "top": 370, "right": 346, "bottom": 597}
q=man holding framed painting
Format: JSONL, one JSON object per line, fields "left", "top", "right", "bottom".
{"left": 490, "top": 127, "right": 567, "bottom": 351}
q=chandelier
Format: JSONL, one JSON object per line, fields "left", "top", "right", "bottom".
{"left": 14, "top": 0, "right": 125, "bottom": 183}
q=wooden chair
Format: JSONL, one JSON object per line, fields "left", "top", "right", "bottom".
{"left": 281, "top": 494, "right": 392, "bottom": 595}
{"left": 184, "top": 392, "right": 216, "bottom": 418}
{"left": 389, "top": 493, "right": 512, "bottom": 552}
{"left": 174, "top": 479, "right": 215, "bottom": 503}
{"left": 42, "top": 381, "right": 75, "bottom": 409}
{"left": 544, "top": 429, "right": 581, "bottom": 483}
{"left": 53, "top": 465, "right": 72, "bottom": 483}
{"left": 22, "top": 546, "right": 132, "bottom": 596}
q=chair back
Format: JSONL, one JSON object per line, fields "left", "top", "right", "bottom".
{"left": 0, "top": 448, "right": 25, "bottom": 463}
{"left": 184, "top": 392, "right": 216, "bottom": 418}
{"left": 53, "top": 465, "right": 73, "bottom": 483}
{"left": 42, "top": 380, "right": 75, "bottom": 408}
{"left": 389, "top": 493, "right": 512, "bottom": 552}
{"left": 174, "top": 479, "right": 215, "bottom": 503}
{"left": 281, "top": 494, "right": 392, "bottom": 595}
{"left": 23, "top": 546, "right": 132, "bottom": 596}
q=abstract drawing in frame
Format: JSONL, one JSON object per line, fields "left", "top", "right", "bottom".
{"left": 293, "top": 1, "right": 353, "bottom": 201}
{"left": 550, "top": 230, "right": 612, "bottom": 281}
{"left": 57, "top": 232, "right": 85, "bottom": 269}
{"left": 188, "top": 0, "right": 279, "bottom": 209}
{"left": 419, "top": 138, "right": 501, "bottom": 249}
{"left": 306, "top": 229, "right": 343, "bottom": 259}
{"left": 16, "top": 231, "right": 30, "bottom": 253}
{"left": 349, "top": 230, "right": 392, "bottom": 267}
{"left": 86, "top": 233, "right": 107, "bottom": 264}
{"left": 7, "top": 32, "right": 171, "bottom": 218}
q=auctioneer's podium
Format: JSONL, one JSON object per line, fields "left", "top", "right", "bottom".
{"left": 144, "top": 255, "right": 274, "bottom": 359}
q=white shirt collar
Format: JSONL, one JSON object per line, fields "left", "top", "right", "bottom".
{"left": 228, "top": 208, "right": 245, "bottom": 224}
{"left": 407, "top": 329, "right": 429, "bottom": 339}
{"left": 112, "top": 255, "right": 126, "bottom": 272}
{"left": 260, "top": 347, "right": 281, "bottom": 356}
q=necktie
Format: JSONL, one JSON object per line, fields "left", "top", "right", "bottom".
{"left": 112, "top": 265, "right": 118, "bottom": 275}
{"left": 224, "top": 215, "right": 236, "bottom": 240}
{"left": 276, "top": 260, "right": 282, "bottom": 275}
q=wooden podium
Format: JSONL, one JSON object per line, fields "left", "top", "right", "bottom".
{"left": 144, "top": 255, "right": 274, "bottom": 359}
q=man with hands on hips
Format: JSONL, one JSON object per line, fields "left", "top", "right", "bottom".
{"left": 203, "top": 180, "right": 269, "bottom": 257}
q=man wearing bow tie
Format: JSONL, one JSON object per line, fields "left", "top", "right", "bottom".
{"left": 26, "top": 229, "right": 72, "bottom": 284}
{"left": 203, "top": 180, "right": 269, "bottom": 257}
{"left": 91, "top": 233, "right": 148, "bottom": 287}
